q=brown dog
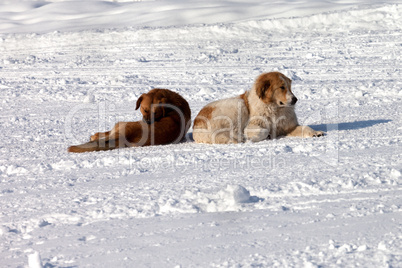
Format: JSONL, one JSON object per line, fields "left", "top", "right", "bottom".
{"left": 68, "top": 88, "right": 191, "bottom": 153}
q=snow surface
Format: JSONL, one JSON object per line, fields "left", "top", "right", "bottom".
{"left": 0, "top": 0, "right": 401, "bottom": 267}
{"left": 1, "top": 0, "right": 402, "bottom": 34}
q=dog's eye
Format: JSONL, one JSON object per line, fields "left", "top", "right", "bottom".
{"left": 280, "top": 86, "right": 285, "bottom": 91}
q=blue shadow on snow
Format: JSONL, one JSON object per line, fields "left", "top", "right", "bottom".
{"left": 310, "top": 119, "right": 392, "bottom": 132}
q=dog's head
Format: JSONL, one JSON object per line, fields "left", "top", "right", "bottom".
{"left": 135, "top": 90, "right": 168, "bottom": 124}
{"left": 254, "top": 72, "right": 297, "bottom": 107}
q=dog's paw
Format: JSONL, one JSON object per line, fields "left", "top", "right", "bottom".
{"left": 90, "top": 133, "right": 99, "bottom": 142}
{"left": 244, "top": 126, "right": 269, "bottom": 142}
{"left": 313, "top": 131, "right": 325, "bottom": 137}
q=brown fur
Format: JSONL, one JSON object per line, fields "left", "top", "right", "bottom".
{"left": 193, "top": 106, "right": 215, "bottom": 130}
{"left": 254, "top": 72, "right": 293, "bottom": 105}
{"left": 68, "top": 89, "right": 191, "bottom": 153}
{"left": 239, "top": 92, "right": 250, "bottom": 113}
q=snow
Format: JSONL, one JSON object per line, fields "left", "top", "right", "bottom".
{"left": 27, "top": 251, "right": 43, "bottom": 268}
{"left": 1, "top": 0, "right": 402, "bottom": 34}
{"left": 0, "top": 0, "right": 401, "bottom": 267}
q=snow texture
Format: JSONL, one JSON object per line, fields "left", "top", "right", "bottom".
{"left": 0, "top": 0, "right": 401, "bottom": 267}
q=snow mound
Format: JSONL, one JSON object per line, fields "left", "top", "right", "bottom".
{"left": 220, "top": 184, "right": 251, "bottom": 204}
{"left": 1, "top": 0, "right": 401, "bottom": 34}
{"left": 159, "top": 185, "right": 257, "bottom": 214}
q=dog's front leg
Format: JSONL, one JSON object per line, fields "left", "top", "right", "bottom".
{"left": 90, "top": 131, "right": 111, "bottom": 142}
{"left": 287, "top": 125, "right": 325, "bottom": 138}
{"left": 90, "top": 122, "right": 127, "bottom": 142}
{"left": 244, "top": 123, "right": 269, "bottom": 142}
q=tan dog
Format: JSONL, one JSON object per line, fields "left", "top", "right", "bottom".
{"left": 193, "top": 72, "right": 324, "bottom": 144}
{"left": 68, "top": 88, "right": 191, "bottom": 153}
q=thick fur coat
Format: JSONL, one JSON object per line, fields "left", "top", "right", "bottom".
{"left": 68, "top": 88, "right": 191, "bottom": 153}
{"left": 193, "top": 72, "right": 324, "bottom": 144}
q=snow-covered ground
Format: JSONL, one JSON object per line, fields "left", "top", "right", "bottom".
{"left": 0, "top": 0, "right": 401, "bottom": 267}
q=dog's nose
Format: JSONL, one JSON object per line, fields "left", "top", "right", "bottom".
{"left": 143, "top": 118, "right": 152, "bottom": 124}
{"left": 291, "top": 96, "right": 298, "bottom": 105}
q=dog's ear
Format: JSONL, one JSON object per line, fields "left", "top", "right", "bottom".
{"left": 135, "top": 94, "right": 144, "bottom": 110}
{"left": 255, "top": 79, "right": 271, "bottom": 99}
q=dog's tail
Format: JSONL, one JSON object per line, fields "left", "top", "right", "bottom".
{"left": 68, "top": 139, "right": 123, "bottom": 153}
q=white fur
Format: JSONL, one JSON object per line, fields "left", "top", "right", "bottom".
{"left": 245, "top": 88, "right": 299, "bottom": 138}
{"left": 193, "top": 97, "right": 249, "bottom": 144}
{"left": 193, "top": 74, "right": 324, "bottom": 144}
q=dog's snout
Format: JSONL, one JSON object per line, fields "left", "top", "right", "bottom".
{"left": 142, "top": 117, "right": 152, "bottom": 124}
{"left": 291, "top": 96, "right": 298, "bottom": 105}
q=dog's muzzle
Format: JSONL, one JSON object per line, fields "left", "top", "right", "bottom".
{"left": 143, "top": 118, "right": 153, "bottom": 124}
{"left": 143, "top": 116, "right": 163, "bottom": 124}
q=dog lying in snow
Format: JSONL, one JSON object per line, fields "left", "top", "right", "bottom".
{"left": 68, "top": 88, "right": 191, "bottom": 153}
{"left": 193, "top": 72, "right": 324, "bottom": 144}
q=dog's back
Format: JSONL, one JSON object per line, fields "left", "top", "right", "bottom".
{"left": 193, "top": 96, "right": 249, "bottom": 144}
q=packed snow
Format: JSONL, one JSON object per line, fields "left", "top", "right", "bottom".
{"left": 0, "top": 0, "right": 401, "bottom": 267}
{"left": 1, "top": 0, "right": 402, "bottom": 34}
